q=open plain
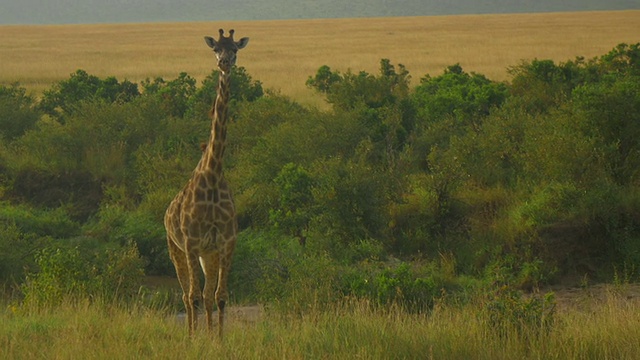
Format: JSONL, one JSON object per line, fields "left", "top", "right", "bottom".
{"left": 1, "top": 10, "right": 639, "bottom": 106}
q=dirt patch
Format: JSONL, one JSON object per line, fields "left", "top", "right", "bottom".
{"left": 544, "top": 282, "right": 640, "bottom": 312}
{"left": 154, "top": 275, "right": 640, "bottom": 324}
{"left": 228, "top": 305, "right": 263, "bottom": 323}
{"left": 144, "top": 276, "right": 264, "bottom": 326}
{"left": 175, "top": 305, "right": 263, "bottom": 326}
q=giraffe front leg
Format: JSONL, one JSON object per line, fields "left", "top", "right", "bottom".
{"left": 215, "top": 253, "right": 233, "bottom": 339}
{"left": 167, "top": 237, "right": 193, "bottom": 335}
{"left": 216, "top": 284, "right": 227, "bottom": 339}
{"left": 183, "top": 293, "right": 195, "bottom": 336}
{"left": 200, "top": 252, "right": 220, "bottom": 333}
{"left": 186, "top": 251, "right": 202, "bottom": 334}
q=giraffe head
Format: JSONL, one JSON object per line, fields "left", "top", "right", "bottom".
{"left": 204, "top": 29, "right": 249, "bottom": 74}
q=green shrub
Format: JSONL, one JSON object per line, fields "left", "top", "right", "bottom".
{"left": 0, "top": 83, "right": 40, "bottom": 140}
{"left": 0, "top": 202, "right": 80, "bottom": 239}
{"left": 306, "top": 60, "right": 415, "bottom": 167}
{"left": 307, "top": 59, "right": 410, "bottom": 111}
{"left": 117, "top": 211, "right": 169, "bottom": 275}
{"left": 386, "top": 170, "right": 466, "bottom": 256}
{"left": 132, "top": 126, "right": 204, "bottom": 197}
{"left": 2, "top": 44, "right": 640, "bottom": 308}
{"left": 22, "top": 241, "right": 145, "bottom": 305}
{"left": 585, "top": 185, "right": 640, "bottom": 270}
{"left": 263, "top": 252, "right": 340, "bottom": 313}
{"left": 512, "top": 182, "right": 581, "bottom": 229}
{"left": 599, "top": 42, "right": 640, "bottom": 76}
{"left": 342, "top": 238, "right": 386, "bottom": 263}
{"left": 39, "top": 69, "right": 140, "bottom": 121}
{"left": 413, "top": 64, "right": 508, "bottom": 125}
{"left": 339, "top": 254, "right": 475, "bottom": 312}
{"left": 230, "top": 229, "right": 307, "bottom": 304}
{"left": 141, "top": 72, "right": 197, "bottom": 118}
{"left": 82, "top": 200, "right": 170, "bottom": 275}
{"left": 343, "top": 261, "right": 452, "bottom": 311}
{"left": 186, "top": 66, "right": 263, "bottom": 120}
{"left": 231, "top": 229, "right": 332, "bottom": 310}
{"left": 571, "top": 73, "right": 640, "bottom": 185}
{"left": 307, "top": 156, "right": 389, "bottom": 247}
{"left": 269, "top": 163, "right": 314, "bottom": 245}
{"left": 482, "top": 284, "right": 556, "bottom": 339}
{"left": 0, "top": 223, "right": 51, "bottom": 288}
{"left": 228, "top": 96, "right": 373, "bottom": 229}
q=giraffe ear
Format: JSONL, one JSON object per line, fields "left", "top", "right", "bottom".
{"left": 236, "top": 37, "right": 249, "bottom": 49}
{"left": 204, "top": 36, "right": 217, "bottom": 49}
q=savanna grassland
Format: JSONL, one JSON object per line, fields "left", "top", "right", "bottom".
{"left": 2, "top": 10, "right": 640, "bottom": 359}
{"left": 2, "top": 290, "right": 640, "bottom": 359}
{"left": 1, "top": 10, "right": 639, "bottom": 106}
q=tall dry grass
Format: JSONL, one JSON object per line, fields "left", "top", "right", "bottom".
{"left": 1, "top": 10, "right": 639, "bottom": 106}
{"left": 2, "top": 288, "right": 639, "bottom": 359}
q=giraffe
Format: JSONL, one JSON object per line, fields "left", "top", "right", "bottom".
{"left": 164, "top": 28, "right": 248, "bottom": 338}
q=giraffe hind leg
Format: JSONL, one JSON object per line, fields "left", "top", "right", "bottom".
{"left": 185, "top": 247, "right": 202, "bottom": 334}
{"left": 167, "top": 237, "right": 194, "bottom": 335}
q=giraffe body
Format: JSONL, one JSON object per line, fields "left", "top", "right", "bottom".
{"left": 164, "top": 29, "right": 248, "bottom": 338}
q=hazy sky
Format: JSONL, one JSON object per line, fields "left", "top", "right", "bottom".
{"left": 1, "top": 0, "right": 639, "bottom": 25}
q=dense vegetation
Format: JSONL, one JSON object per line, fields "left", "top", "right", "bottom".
{"left": 1, "top": 44, "right": 639, "bottom": 315}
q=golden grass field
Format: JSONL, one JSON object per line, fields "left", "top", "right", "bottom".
{"left": 2, "top": 287, "right": 640, "bottom": 359}
{"left": 1, "top": 10, "right": 639, "bottom": 107}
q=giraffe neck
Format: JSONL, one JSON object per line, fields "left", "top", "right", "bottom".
{"left": 202, "top": 70, "right": 231, "bottom": 176}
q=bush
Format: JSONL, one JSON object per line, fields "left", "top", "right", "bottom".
{"left": 269, "top": 163, "right": 314, "bottom": 245}
{"left": 413, "top": 64, "right": 508, "bottom": 126}
{"left": 228, "top": 96, "right": 371, "bottom": 228}
{"left": 0, "top": 83, "right": 40, "bottom": 140}
{"left": 2, "top": 43, "right": 640, "bottom": 308}
{"left": 571, "top": 74, "right": 640, "bottom": 185}
{"left": 22, "top": 241, "right": 145, "bottom": 305}
{"left": 186, "top": 66, "right": 264, "bottom": 120}
{"left": 141, "top": 72, "right": 197, "bottom": 118}
{"left": 307, "top": 59, "right": 411, "bottom": 111}
{"left": 482, "top": 284, "right": 556, "bottom": 339}
{"left": 260, "top": 252, "right": 341, "bottom": 313}
{"left": 0, "top": 223, "right": 51, "bottom": 288}
{"left": 7, "top": 168, "right": 102, "bottom": 221}
{"left": 308, "top": 156, "right": 388, "bottom": 247}
{"left": 82, "top": 198, "right": 170, "bottom": 275}
{"left": 344, "top": 261, "right": 451, "bottom": 311}
{"left": 0, "top": 202, "right": 80, "bottom": 239}
{"left": 39, "top": 69, "right": 140, "bottom": 121}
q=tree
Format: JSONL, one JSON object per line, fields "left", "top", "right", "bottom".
{"left": 413, "top": 64, "right": 508, "bottom": 127}
{"left": 0, "top": 83, "right": 40, "bottom": 140}
{"left": 269, "top": 163, "right": 314, "bottom": 246}
{"left": 307, "top": 59, "right": 411, "bottom": 111}
{"left": 141, "top": 72, "right": 196, "bottom": 118}
{"left": 39, "top": 70, "right": 140, "bottom": 122}
{"left": 186, "top": 66, "right": 264, "bottom": 120}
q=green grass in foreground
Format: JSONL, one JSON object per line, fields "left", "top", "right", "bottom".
{"left": 1, "top": 290, "right": 639, "bottom": 360}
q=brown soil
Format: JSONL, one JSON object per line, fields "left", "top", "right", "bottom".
{"left": 149, "top": 275, "right": 640, "bottom": 325}
{"left": 545, "top": 282, "right": 640, "bottom": 312}
{"left": 175, "top": 305, "right": 263, "bottom": 327}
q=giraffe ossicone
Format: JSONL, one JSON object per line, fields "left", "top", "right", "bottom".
{"left": 164, "top": 28, "right": 247, "bottom": 338}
